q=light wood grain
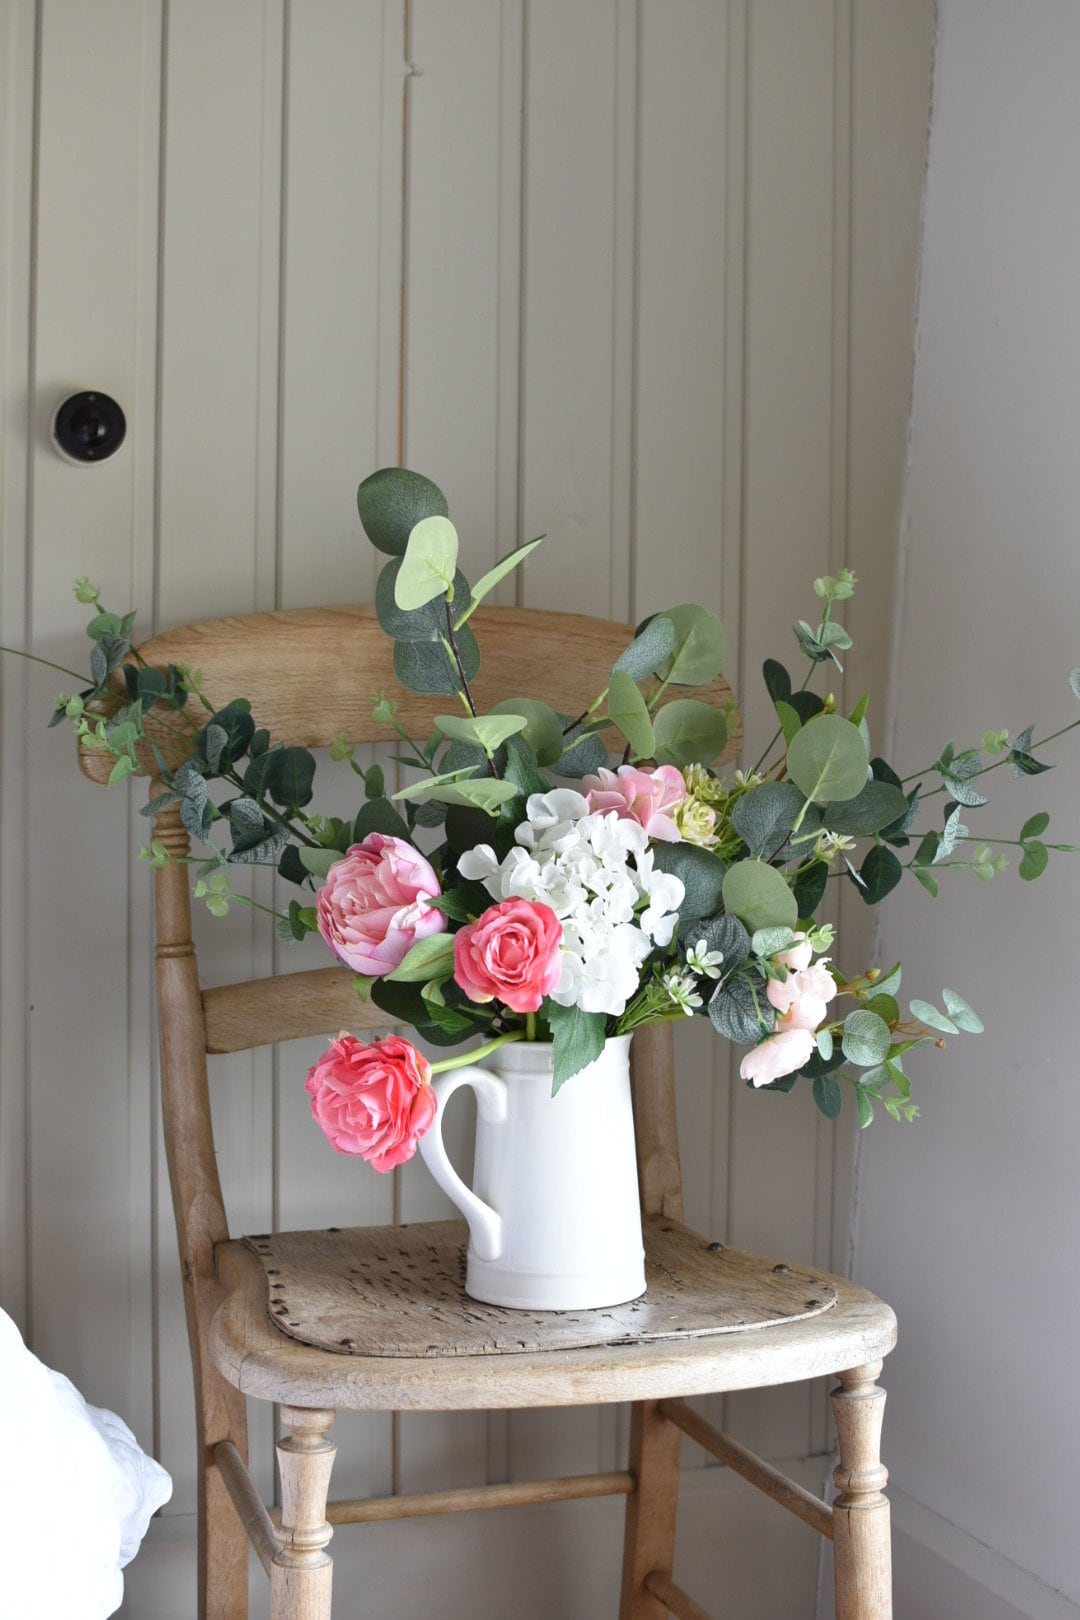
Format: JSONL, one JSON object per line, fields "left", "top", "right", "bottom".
{"left": 642, "top": 1570, "right": 713, "bottom": 1620}
{"left": 270, "top": 1407, "right": 336, "bottom": 1620}
{"left": 620, "top": 1401, "right": 682, "bottom": 1620}
{"left": 324, "top": 1471, "right": 634, "bottom": 1524}
{"left": 831, "top": 1363, "right": 891, "bottom": 1619}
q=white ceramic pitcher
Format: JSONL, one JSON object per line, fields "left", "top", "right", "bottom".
{"left": 418, "top": 1034, "right": 646, "bottom": 1310}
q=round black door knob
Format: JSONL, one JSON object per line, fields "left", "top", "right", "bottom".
{"left": 51, "top": 391, "right": 127, "bottom": 464}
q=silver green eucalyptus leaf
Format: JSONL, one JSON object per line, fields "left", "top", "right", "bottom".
{"left": 394, "top": 516, "right": 460, "bottom": 610}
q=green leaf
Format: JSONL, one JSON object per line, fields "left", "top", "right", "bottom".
{"left": 942, "top": 988, "right": 984, "bottom": 1033}
{"left": 812, "top": 1074, "right": 843, "bottom": 1119}
{"left": 545, "top": 1001, "right": 608, "bottom": 1094}
{"left": 352, "top": 797, "right": 410, "bottom": 842}
{"left": 909, "top": 998, "right": 959, "bottom": 1035}
{"left": 424, "top": 778, "right": 520, "bottom": 813}
{"left": 912, "top": 865, "right": 939, "bottom": 898}
{"left": 376, "top": 557, "right": 472, "bottom": 642}
{"left": 823, "top": 781, "right": 908, "bottom": 838}
{"left": 107, "top": 755, "right": 135, "bottom": 785}
{"left": 1019, "top": 811, "right": 1050, "bottom": 842}
{"left": 722, "top": 859, "right": 799, "bottom": 934}
{"left": 200, "top": 701, "right": 255, "bottom": 771}
{"left": 652, "top": 698, "right": 727, "bottom": 768}
{"left": 265, "top": 745, "right": 317, "bottom": 810}
{"left": 842, "top": 1010, "right": 891, "bottom": 1067}
{"left": 502, "top": 734, "right": 552, "bottom": 799}
{"left": 394, "top": 516, "right": 460, "bottom": 609}
{"left": 613, "top": 616, "right": 677, "bottom": 682}
{"left": 357, "top": 467, "right": 449, "bottom": 557}
{"left": 762, "top": 659, "right": 791, "bottom": 703}
{"left": 862, "top": 993, "right": 900, "bottom": 1025}
{"left": 554, "top": 717, "right": 607, "bottom": 779}
{"left": 786, "top": 714, "right": 869, "bottom": 805}
{"left": 651, "top": 842, "right": 727, "bottom": 922}
{"left": 775, "top": 700, "right": 802, "bottom": 744}
{"left": 875, "top": 962, "right": 902, "bottom": 999}
{"left": 857, "top": 844, "right": 903, "bottom": 906}
{"left": 856, "top": 1087, "right": 875, "bottom": 1129}
{"left": 751, "top": 926, "right": 799, "bottom": 959}
{"left": 489, "top": 698, "right": 564, "bottom": 767}
{"left": 393, "top": 628, "right": 480, "bottom": 695}
{"left": 653, "top": 603, "right": 726, "bottom": 687}
{"left": 436, "top": 712, "right": 528, "bottom": 754}
{"left": 298, "top": 847, "right": 339, "bottom": 878}
{"left": 607, "top": 669, "right": 655, "bottom": 757}
{"left": 708, "top": 974, "right": 770, "bottom": 1043}
{"left": 387, "top": 932, "right": 458, "bottom": 983}
{"left": 791, "top": 860, "right": 829, "bottom": 917}
{"left": 731, "top": 782, "right": 804, "bottom": 859}
{"left": 458, "top": 535, "right": 545, "bottom": 620}
{"left": 698, "top": 914, "right": 751, "bottom": 972}
{"left": 1019, "top": 839, "right": 1049, "bottom": 880}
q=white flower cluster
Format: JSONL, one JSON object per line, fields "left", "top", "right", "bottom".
{"left": 458, "top": 789, "right": 685, "bottom": 1017}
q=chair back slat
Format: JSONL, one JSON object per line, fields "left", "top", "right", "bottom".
{"left": 78, "top": 604, "right": 740, "bottom": 782}
{"left": 202, "top": 966, "right": 400, "bottom": 1055}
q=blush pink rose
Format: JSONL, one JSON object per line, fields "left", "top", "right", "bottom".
{"left": 453, "top": 898, "right": 563, "bottom": 1014}
{"left": 776, "top": 934, "right": 813, "bottom": 972}
{"left": 739, "top": 1027, "right": 816, "bottom": 1088}
{"left": 581, "top": 764, "right": 686, "bottom": 842}
{"left": 305, "top": 1032, "right": 436, "bottom": 1172}
{"left": 316, "top": 833, "right": 445, "bottom": 976}
{"left": 767, "top": 960, "right": 837, "bottom": 1034}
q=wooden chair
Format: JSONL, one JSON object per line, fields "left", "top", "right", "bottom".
{"left": 81, "top": 604, "right": 896, "bottom": 1620}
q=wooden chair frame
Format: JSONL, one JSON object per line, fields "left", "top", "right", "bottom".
{"left": 84, "top": 604, "right": 896, "bottom": 1620}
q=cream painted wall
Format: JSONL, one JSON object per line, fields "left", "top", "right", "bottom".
{"left": 850, "top": 3, "right": 1080, "bottom": 1614}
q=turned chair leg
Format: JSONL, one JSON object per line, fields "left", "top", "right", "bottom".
{"left": 619, "top": 1399, "right": 682, "bottom": 1619}
{"left": 269, "top": 1406, "right": 336, "bottom": 1620}
{"left": 831, "top": 1363, "right": 891, "bottom": 1620}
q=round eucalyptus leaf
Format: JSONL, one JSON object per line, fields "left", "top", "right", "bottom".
{"left": 491, "top": 698, "right": 565, "bottom": 766}
{"left": 652, "top": 698, "right": 727, "bottom": 768}
{"left": 612, "top": 615, "right": 676, "bottom": 683}
{"left": 357, "top": 467, "right": 449, "bottom": 556}
{"left": 786, "top": 713, "right": 869, "bottom": 805}
{"left": 435, "top": 712, "right": 528, "bottom": 753}
{"left": 394, "top": 516, "right": 460, "bottom": 610}
{"left": 841, "top": 1009, "right": 892, "bottom": 1067}
{"left": 721, "top": 859, "right": 798, "bottom": 934}
{"left": 376, "top": 559, "right": 472, "bottom": 642}
{"left": 653, "top": 603, "right": 727, "bottom": 687}
{"left": 393, "top": 626, "right": 480, "bottom": 695}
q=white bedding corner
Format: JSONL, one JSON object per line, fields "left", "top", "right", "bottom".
{"left": 0, "top": 1308, "right": 172, "bottom": 1619}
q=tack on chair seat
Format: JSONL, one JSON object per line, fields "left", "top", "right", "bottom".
{"left": 80, "top": 604, "right": 897, "bottom": 1620}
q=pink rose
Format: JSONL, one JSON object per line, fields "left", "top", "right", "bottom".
{"left": 776, "top": 934, "right": 813, "bottom": 972}
{"left": 767, "top": 960, "right": 837, "bottom": 1034}
{"left": 739, "top": 1027, "right": 816, "bottom": 1088}
{"left": 316, "top": 834, "right": 445, "bottom": 976}
{"left": 453, "top": 898, "right": 563, "bottom": 1014}
{"left": 581, "top": 764, "right": 686, "bottom": 842}
{"left": 305, "top": 1032, "right": 437, "bottom": 1172}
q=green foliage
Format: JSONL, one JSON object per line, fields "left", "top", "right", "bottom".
{"left": 650, "top": 842, "right": 727, "bottom": 922}
{"left": 357, "top": 467, "right": 449, "bottom": 556}
{"left": 394, "top": 516, "right": 460, "bottom": 609}
{"left": 731, "top": 782, "right": 804, "bottom": 858}
{"left": 376, "top": 558, "right": 472, "bottom": 641}
{"left": 606, "top": 668, "right": 655, "bottom": 757}
{"left": 458, "top": 535, "right": 546, "bottom": 623}
{"left": 652, "top": 698, "right": 727, "bottom": 768}
{"left": 856, "top": 844, "right": 903, "bottom": 905}
{"left": 614, "top": 615, "right": 677, "bottom": 682}
{"left": 436, "top": 712, "right": 528, "bottom": 754}
{"left": 545, "top": 1001, "right": 608, "bottom": 1094}
{"left": 722, "top": 859, "right": 798, "bottom": 934}
{"left": 653, "top": 604, "right": 726, "bottom": 686}
{"left": 490, "top": 699, "right": 564, "bottom": 767}
{"left": 786, "top": 714, "right": 869, "bottom": 806}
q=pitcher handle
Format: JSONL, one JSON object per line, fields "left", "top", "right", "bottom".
{"left": 418, "top": 1067, "right": 507, "bottom": 1262}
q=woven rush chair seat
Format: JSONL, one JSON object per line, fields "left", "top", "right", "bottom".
{"left": 80, "top": 603, "right": 898, "bottom": 1620}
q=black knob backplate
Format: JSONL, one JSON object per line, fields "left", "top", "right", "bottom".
{"left": 52, "top": 392, "right": 127, "bottom": 464}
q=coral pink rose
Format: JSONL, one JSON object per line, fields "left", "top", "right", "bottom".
{"left": 305, "top": 1032, "right": 436, "bottom": 1172}
{"left": 767, "top": 960, "right": 837, "bottom": 1034}
{"left": 776, "top": 934, "right": 813, "bottom": 972}
{"left": 739, "top": 1027, "right": 816, "bottom": 1088}
{"left": 581, "top": 764, "right": 686, "bottom": 841}
{"left": 317, "top": 833, "right": 445, "bottom": 976}
{"left": 453, "top": 898, "right": 563, "bottom": 1014}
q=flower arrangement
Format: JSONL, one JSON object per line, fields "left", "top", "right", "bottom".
{"left": 36, "top": 467, "right": 1080, "bottom": 1171}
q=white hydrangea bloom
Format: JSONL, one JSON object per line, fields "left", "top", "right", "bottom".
{"left": 458, "top": 805, "right": 685, "bottom": 1019}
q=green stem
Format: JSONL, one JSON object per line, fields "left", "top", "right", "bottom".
{"left": 429, "top": 1030, "right": 527, "bottom": 1075}
{"left": 0, "top": 645, "right": 91, "bottom": 683}
{"left": 525, "top": 1012, "right": 537, "bottom": 1041}
{"left": 900, "top": 715, "right": 1080, "bottom": 786}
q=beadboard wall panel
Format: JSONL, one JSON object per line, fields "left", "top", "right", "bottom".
{"left": 0, "top": 2, "right": 933, "bottom": 1614}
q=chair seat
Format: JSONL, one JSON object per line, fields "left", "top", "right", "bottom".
{"left": 211, "top": 1217, "right": 895, "bottom": 1413}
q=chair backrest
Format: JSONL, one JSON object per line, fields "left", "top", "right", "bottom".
{"left": 80, "top": 603, "right": 738, "bottom": 1404}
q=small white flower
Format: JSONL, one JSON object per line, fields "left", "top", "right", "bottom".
{"left": 663, "top": 968, "right": 703, "bottom": 1015}
{"left": 685, "top": 938, "right": 724, "bottom": 979}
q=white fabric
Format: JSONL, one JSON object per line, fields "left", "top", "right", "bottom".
{"left": 0, "top": 1308, "right": 172, "bottom": 1619}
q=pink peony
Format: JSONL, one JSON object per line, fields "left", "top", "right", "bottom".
{"left": 767, "top": 960, "right": 837, "bottom": 1034}
{"left": 739, "top": 1027, "right": 816, "bottom": 1088}
{"left": 316, "top": 834, "right": 445, "bottom": 976}
{"left": 305, "top": 1032, "right": 436, "bottom": 1172}
{"left": 581, "top": 764, "right": 686, "bottom": 842}
{"left": 452, "top": 898, "right": 563, "bottom": 1014}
